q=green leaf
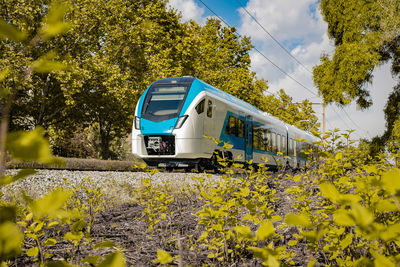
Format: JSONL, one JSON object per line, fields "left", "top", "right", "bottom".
{"left": 333, "top": 210, "right": 354, "bottom": 226}
{"left": 97, "top": 251, "right": 126, "bottom": 267}
{"left": 26, "top": 247, "right": 39, "bottom": 257}
{"left": 0, "top": 68, "right": 10, "bottom": 81}
{"left": 0, "top": 19, "right": 27, "bottom": 41}
{"left": 0, "top": 169, "right": 37, "bottom": 187}
{"left": 288, "top": 240, "right": 298, "bottom": 246}
{"left": 0, "top": 206, "right": 17, "bottom": 223}
{"left": 46, "top": 260, "right": 73, "bottom": 267}
{"left": 47, "top": 221, "right": 59, "bottom": 228}
{"left": 92, "top": 240, "right": 116, "bottom": 249}
{"left": 39, "top": 1, "right": 70, "bottom": 39}
{"left": 64, "top": 231, "right": 83, "bottom": 244}
{"left": 80, "top": 255, "right": 101, "bottom": 265}
{"left": 153, "top": 249, "right": 173, "bottom": 264}
{"left": 339, "top": 233, "right": 353, "bottom": 249}
{"left": 374, "top": 254, "right": 396, "bottom": 267}
{"left": 234, "top": 225, "right": 253, "bottom": 240}
{"left": 335, "top": 152, "right": 343, "bottom": 161}
{"left": 293, "top": 175, "right": 301, "bottom": 182}
{"left": 352, "top": 203, "right": 374, "bottom": 227}
{"left": 31, "top": 189, "right": 71, "bottom": 218}
{"left": 320, "top": 183, "right": 340, "bottom": 202}
{"left": 285, "top": 213, "right": 312, "bottom": 228}
{"left": 32, "top": 51, "right": 68, "bottom": 73}
{"left": 71, "top": 219, "right": 86, "bottom": 231}
{"left": 6, "top": 127, "right": 57, "bottom": 164}
{"left": 381, "top": 169, "right": 400, "bottom": 195}
{"left": 44, "top": 238, "right": 57, "bottom": 247}
{"left": 256, "top": 221, "right": 275, "bottom": 240}
{"left": 0, "top": 222, "right": 23, "bottom": 259}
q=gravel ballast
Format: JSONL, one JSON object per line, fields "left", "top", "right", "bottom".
{"left": 2, "top": 169, "right": 221, "bottom": 199}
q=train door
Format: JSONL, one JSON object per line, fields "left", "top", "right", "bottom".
{"left": 204, "top": 98, "right": 214, "bottom": 136}
{"left": 245, "top": 116, "right": 253, "bottom": 162}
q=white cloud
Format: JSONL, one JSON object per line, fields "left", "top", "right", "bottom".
{"left": 239, "top": 0, "right": 397, "bottom": 139}
{"left": 167, "top": 0, "right": 206, "bottom": 24}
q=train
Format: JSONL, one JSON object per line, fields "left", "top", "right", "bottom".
{"left": 131, "top": 77, "right": 319, "bottom": 171}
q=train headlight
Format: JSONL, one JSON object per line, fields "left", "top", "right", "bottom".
{"left": 175, "top": 115, "right": 188, "bottom": 129}
{"left": 134, "top": 116, "right": 140, "bottom": 130}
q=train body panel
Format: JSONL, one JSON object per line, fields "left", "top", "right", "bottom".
{"left": 132, "top": 77, "right": 319, "bottom": 169}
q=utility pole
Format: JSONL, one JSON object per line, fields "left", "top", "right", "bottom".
{"left": 322, "top": 102, "right": 325, "bottom": 135}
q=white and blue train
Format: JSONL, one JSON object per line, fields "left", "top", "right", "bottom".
{"left": 132, "top": 77, "right": 319, "bottom": 171}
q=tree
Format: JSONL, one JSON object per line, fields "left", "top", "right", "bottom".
{"left": 261, "top": 89, "right": 320, "bottom": 133}
{"left": 313, "top": 0, "right": 400, "bottom": 143}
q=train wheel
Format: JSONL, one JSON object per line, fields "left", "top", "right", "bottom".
{"left": 195, "top": 162, "right": 204, "bottom": 173}
{"left": 166, "top": 167, "right": 173, "bottom": 172}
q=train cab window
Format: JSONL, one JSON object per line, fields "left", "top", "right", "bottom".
{"left": 207, "top": 100, "right": 213, "bottom": 118}
{"left": 142, "top": 84, "right": 188, "bottom": 120}
{"left": 195, "top": 99, "right": 205, "bottom": 114}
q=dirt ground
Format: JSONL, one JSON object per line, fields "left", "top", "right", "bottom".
{"left": 10, "top": 171, "right": 322, "bottom": 266}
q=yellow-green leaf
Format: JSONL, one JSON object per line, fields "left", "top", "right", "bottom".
{"left": 39, "top": 1, "right": 70, "bottom": 39}
{"left": 256, "top": 221, "right": 275, "bottom": 240}
{"left": 97, "top": 251, "right": 126, "bottom": 267}
{"left": 6, "top": 127, "right": 57, "bottom": 164}
{"left": 0, "top": 19, "right": 26, "bottom": 41}
{"left": 234, "top": 225, "right": 253, "bottom": 240}
{"left": 31, "top": 189, "right": 71, "bottom": 218}
{"left": 31, "top": 51, "right": 68, "bottom": 73}
{"left": 154, "top": 249, "right": 173, "bottom": 264}
{"left": 26, "top": 247, "right": 39, "bottom": 257}
{"left": 285, "top": 213, "right": 312, "bottom": 228}
{"left": 0, "top": 222, "right": 23, "bottom": 259}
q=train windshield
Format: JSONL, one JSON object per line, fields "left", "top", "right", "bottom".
{"left": 141, "top": 84, "right": 189, "bottom": 121}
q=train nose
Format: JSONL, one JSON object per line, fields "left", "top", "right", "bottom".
{"left": 140, "top": 118, "right": 178, "bottom": 135}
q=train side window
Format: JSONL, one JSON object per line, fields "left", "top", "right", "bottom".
{"left": 282, "top": 135, "right": 287, "bottom": 154}
{"left": 289, "top": 138, "right": 294, "bottom": 156}
{"left": 237, "top": 118, "right": 244, "bottom": 138}
{"left": 224, "top": 116, "right": 244, "bottom": 138}
{"left": 253, "top": 126, "right": 261, "bottom": 150}
{"left": 207, "top": 100, "right": 213, "bottom": 118}
{"left": 272, "top": 132, "right": 276, "bottom": 152}
{"left": 225, "top": 116, "right": 235, "bottom": 135}
{"left": 277, "top": 134, "right": 281, "bottom": 152}
{"left": 195, "top": 99, "right": 205, "bottom": 114}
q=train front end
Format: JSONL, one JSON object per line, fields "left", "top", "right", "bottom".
{"left": 132, "top": 77, "right": 206, "bottom": 169}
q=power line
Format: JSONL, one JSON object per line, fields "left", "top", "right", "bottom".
{"left": 234, "top": 0, "right": 313, "bottom": 74}
{"left": 329, "top": 105, "right": 352, "bottom": 130}
{"left": 196, "top": 0, "right": 320, "bottom": 98}
{"left": 339, "top": 106, "right": 371, "bottom": 138}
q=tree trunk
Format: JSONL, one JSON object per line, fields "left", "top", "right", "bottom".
{"left": 99, "top": 121, "right": 113, "bottom": 160}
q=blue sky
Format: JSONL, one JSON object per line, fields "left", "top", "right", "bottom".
{"left": 168, "top": 0, "right": 397, "bottom": 139}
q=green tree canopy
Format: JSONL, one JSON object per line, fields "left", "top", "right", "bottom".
{"left": 313, "top": 0, "right": 400, "bottom": 145}
{"left": 1, "top": 0, "right": 319, "bottom": 159}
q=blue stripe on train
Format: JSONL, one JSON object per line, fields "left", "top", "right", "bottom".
{"left": 140, "top": 118, "right": 177, "bottom": 135}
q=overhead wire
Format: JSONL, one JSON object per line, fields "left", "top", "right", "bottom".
{"left": 196, "top": 0, "right": 319, "bottom": 98}
{"left": 197, "top": 0, "right": 371, "bottom": 138}
{"left": 234, "top": 0, "right": 313, "bottom": 74}
{"left": 232, "top": 0, "right": 372, "bottom": 137}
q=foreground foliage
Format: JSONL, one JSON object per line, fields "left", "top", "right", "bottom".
{"left": 1, "top": 130, "right": 400, "bottom": 266}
